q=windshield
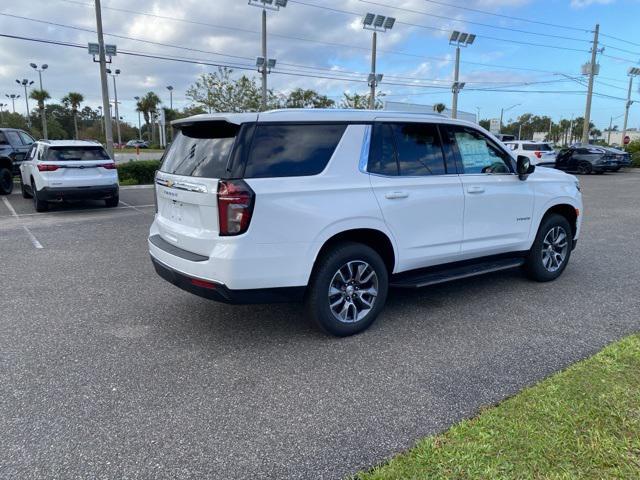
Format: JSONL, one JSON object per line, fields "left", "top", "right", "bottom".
{"left": 46, "top": 146, "right": 110, "bottom": 161}
{"left": 523, "top": 143, "right": 554, "bottom": 152}
{"left": 160, "top": 121, "right": 239, "bottom": 178}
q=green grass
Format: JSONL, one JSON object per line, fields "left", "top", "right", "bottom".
{"left": 356, "top": 335, "right": 640, "bottom": 480}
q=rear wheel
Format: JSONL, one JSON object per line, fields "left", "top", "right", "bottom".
{"left": 0, "top": 166, "right": 13, "bottom": 195}
{"left": 524, "top": 213, "right": 572, "bottom": 282}
{"left": 105, "top": 194, "right": 119, "bottom": 208}
{"left": 32, "top": 182, "right": 48, "bottom": 212}
{"left": 576, "top": 162, "right": 592, "bottom": 175}
{"left": 305, "top": 242, "right": 388, "bottom": 336}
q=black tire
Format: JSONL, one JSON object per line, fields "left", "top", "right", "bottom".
{"left": 20, "top": 175, "right": 32, "bottom": 198}
{"left": 32, "top": 182, "right": 48, "bottom": 212}
{"left": 595, "top": 170, "right": 605, "bottom": 175}
{"left": 576, "top": 162, "right": 592, "bottom": 175}
{"left": 524, "top": 213, "right": 572, "bottom": 282}
{"left": 0, "top": 167, "right": 13, "bottom": 195}
{"left": 105, "top": 194, "right": 119, "bottom": 208}
{"left": 305, "top": 242, "right": 389, "bottom": 337}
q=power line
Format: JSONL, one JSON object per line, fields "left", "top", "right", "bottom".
{"left": 419, "top": 0, "right": 591, "bottom": 33}
{"left": 360, "top": 0, "right": 591, "bottom": 44}
{"left": 600, "top": 33, "right": 640, "bottom": 48}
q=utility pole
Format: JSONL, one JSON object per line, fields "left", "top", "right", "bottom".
{"left": 94, "top": 0, "right": 114, "bottom": 157}
{"left": 621, "top": 68, "right": 639, "bottom": 151}
{"left": 448, "top": 31, "right": 474, "bottom": 120}
{"left": 261, "top": 9, "right": 267, "bottom": 110}
{"left": 30, "top": 63, "right": 48, "bottom": 140}
{"left": 581, "top": 24, "right": 599, "bottom": 144}
{"left": 451, "top": 46, "right": 461, "bottom": 119}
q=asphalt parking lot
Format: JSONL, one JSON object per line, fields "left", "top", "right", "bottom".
{"left": 2, "top": 171, "right": 640, "bottom": 479}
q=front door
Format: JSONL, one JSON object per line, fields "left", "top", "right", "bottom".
{"left": 367, "top": 122, "right": 464, "bottom": 271}
{"left": 442, "top": 124, "right": 535, "bottom": 256}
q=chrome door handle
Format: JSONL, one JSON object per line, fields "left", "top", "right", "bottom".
{"left": 385, "top": 191, "right": 409, "bottom": 199}
{"left": 467, "top": 186, "right": 485, "bottom": 194}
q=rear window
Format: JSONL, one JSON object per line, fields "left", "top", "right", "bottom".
{"left": 161, "top": 121, "right": 240, "bottom": 178}
{"left": 522, "top": 143, "right": 553, "bottom": 151}
{"left": 46, "top": 146, "right": 110, "bottom": 161}
{"left": 244, "top": 124, "right": 347, "bottom": 178}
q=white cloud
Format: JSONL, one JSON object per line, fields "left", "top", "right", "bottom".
{"left": 570, "top": 0, "right": 615, "bottom": 7}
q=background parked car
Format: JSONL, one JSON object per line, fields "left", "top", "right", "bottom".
{"left": 595, "top": 145, "right": 631, "bottom": 168}
{"left": 125, "top": 139, "right": 149, "bottom": 149}
{"left": 556, "top": 145, "right": 620, "bottom": 174}
{"left": 504, "top": 141, "right": 557, "bottom": 165}
{"left": 0, "top": 128, "right": 35, "bottom": 194}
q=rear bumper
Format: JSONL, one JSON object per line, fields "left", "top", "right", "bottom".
{"left": 150, "top": 255, "right": 304, "bottom": 304}
{"left": 39, "top": 184, "right": 118, "bottom": 201}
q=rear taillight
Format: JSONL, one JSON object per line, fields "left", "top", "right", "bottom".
{"left": 217, "top": 179, "right": 255, "bottom": 236}
{"left": 37, "top": 164, "right": 60, "bottom": 172}
{"left": 102, "top": 162, "right": 117, "bottom": 169}
{"left": 534, "top": 151, "right": 543, "bottom": 159}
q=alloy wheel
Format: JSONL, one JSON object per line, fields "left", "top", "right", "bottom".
{"left": 328, "top": 260, "right": 379, "bottom": 324}
{"left": 541, "top": 226, "right": 569, "bottom": 272}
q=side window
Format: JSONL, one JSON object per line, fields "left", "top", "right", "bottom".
{"left": 0, "top": 132, "right": 8, "bottom": 145}
{"left": 446, "top": 126, "right": 512, "bottom": 175}
{"left": 5, "top": 131, "right": 22, "bottom": 147}
{"left": 244, "top": 124, "right": 347, "bottom": 178}
{"left": 18, "top": 132, "right": 34, "bottom": 146}
{"left": 26, "top": 144, "right": 37, "bottom": 160}
{"left": 390, "top": 123, "right": 446, "bottom": 176}
{"left": 368, "top": 123, "right": 398, "bottom": 176}
{"left": 37, "top": 145, "right": 45, "bottom": 160}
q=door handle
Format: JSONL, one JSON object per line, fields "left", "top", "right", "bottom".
{"left": 467, "top": 186, "right": 485, "bottom": 194}
{"left": 385, "top": 191, "right": 409, "bottom": 200}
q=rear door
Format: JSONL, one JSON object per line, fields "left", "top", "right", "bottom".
{"left": 368, "top": 122, "right": 464, "bottom": 271}
{"left": 443, "top": 124, "right": 535, "bottom": 256}
{"left": 154, "top": 119, "right": 253, "bottom": 256}
{"left": 5, "top": 130, "right": 29, "bottom": 165}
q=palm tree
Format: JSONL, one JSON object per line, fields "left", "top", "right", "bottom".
{"left": 136, "top": 92, "right": 162, "bottom": 143}
{"left": 62, "top": 92, "right": 84, "bottom": 139}
{"left": 433, "top": 103, "right": 446, "bottom": 114}
{"left": 29, "top": 89, "right": 50, "bottom": 126}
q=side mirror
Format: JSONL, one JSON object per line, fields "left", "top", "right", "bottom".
{"left": 517, "top": 155, "right": 535, "bottom": 180}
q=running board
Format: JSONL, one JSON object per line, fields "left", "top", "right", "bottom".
{"left": 390, "top": 257, "right": 525, "bottom": 289}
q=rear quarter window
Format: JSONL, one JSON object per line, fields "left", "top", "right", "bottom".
{"left": 243, "top": 124, "right": 347, "bottom": 178}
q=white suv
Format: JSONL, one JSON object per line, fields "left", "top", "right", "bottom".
{"left": 149, "top": 110, "right": 582, "bottom": 336}
{"left": 19, "top": 140, "right": 119, "bottom": 212}
{"left": 504, "top": 140, "right": 557, "bottom": 165}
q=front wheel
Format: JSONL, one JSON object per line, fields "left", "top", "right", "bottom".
{"left": 0, "top": 167, "right": 13, "bottom": 195}
{"left": 524, "top": 214, "right": 572, "bottom": 282}
{"left": 576, "top": 162, "right": 592, "bottom": 175}
{"left": 305, "top": 242, "right": 388, "bottom": 336}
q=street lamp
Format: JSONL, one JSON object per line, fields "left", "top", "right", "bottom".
{"left": 499, "top": 103, "right": 521, "bottom": 133}
{"left": 449, "top": 30, "right": 475, "bottom": 119}
{"left": 248, "top": 0, "right": 288, "bottom": 111}
{"left": 134, "top": 96, "right": 142, "bottom": 141}
{"left": 5, "top": 94, "right": 20, "bottom": 113}
{"left": 30, "top": 63, "right": 49, "bottom": 139}
{"left": 363, "top": 12, "right": 395, "bottom": 110}
{"left": 106, "top": 68, "right": 122, "bottom": 146}
{"left": 621, "top": 67, "right": 640, "bottom": 151}
{"left": 15, "top": 78, "right": 34, "bottom": 127}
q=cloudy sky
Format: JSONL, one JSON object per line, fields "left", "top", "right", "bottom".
{"left": 1, "top": 0, "right": 639, "bottom": 130}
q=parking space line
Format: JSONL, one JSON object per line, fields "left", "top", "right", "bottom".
{"left": 120, "top": 184, "right": 154, "bottom": 190}
{"left": 22, "top": 226, "right": 43, "bottom": 249}
{"left": 2, "top": 196, "right": 19, "bottom": 218}
{"left": 119, "top": 200, "right": 152, "bottom": 215}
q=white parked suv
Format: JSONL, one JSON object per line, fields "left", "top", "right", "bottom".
{"left": 504, "top": 140, "right": 557, "bottom": 165}
{"left": 19, "top": 140, "right": 119, "bottom": 212}
{"left": 149, "top": 110, "right": 582, "bottom": 336}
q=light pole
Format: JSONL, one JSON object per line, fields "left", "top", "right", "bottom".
{"left": 499, "top": 103, "right": 521, "bottom": 133}
{"left": 134, "top": 96, "right": 142, "bottom": 141}
{"left": 621, "top": 67, "right": 640, "bottom": 151}
{"left": 0, "top": 103, "right": 5, "bottom": 124}
{"left": 166, "top": 86, "right": 174, "bottom": 142}
{"left": 16, "top": 79, "right": 34, "bottom": 127}
{"left": 607, "top": 113, "right": 624, "bottom": 145}
{"left": 362, "top": 13, "right": 395, "bottom": 110}
{"left": 449, "top": 31, "right": 475, "bottom": 119}
{"left": 30, "top": 63, "right": 49, "bottom": 140}
{"left": 249, "top": 0, "right": 287, "bottom": 111}
{"left": 97, "top": 105, "right": 105, "bottom": 139}
{"left": 106, "top": 68, "right": 122, "bottom": 146}
{"left": 5, "top": 94, "right": 19, "bottom": 113}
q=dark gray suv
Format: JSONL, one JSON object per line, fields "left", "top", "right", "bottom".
{"left": 0, "top": 128, "right": 35, "bottom": 194}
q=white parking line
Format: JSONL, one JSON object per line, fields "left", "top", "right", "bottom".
{"left": 2, "top": 196, "right": 18, "bottom": 217}
{"left": 23, "top": 226, "right": 43, "bottom": 249}
{"left": 2, "top": 196, "right": 44, "bottom": 249}
{"left": 120, "top": 184, "right": 154, "bottom": 190}
{"left": 119, "top": 200, "right": 152, "bottom": 215}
